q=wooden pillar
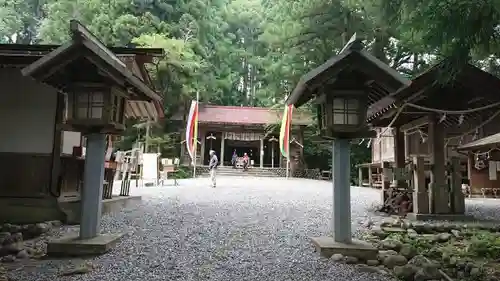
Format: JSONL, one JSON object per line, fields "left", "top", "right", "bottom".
{"left": 428, "top": 116, "right": 449, "bottom": 214}
{"left": 394, "top": 127, "right": 407, "bottom": 189}
{"left": 260, "top": 138, "right": 264, "bottom": 168}
{"left": 299, "top": 127, "right": 305, "bottom": 161}
{"left": 412, "top": 156, "right": 429, "bottom": 214}
{"left": 404, "top": 132, "right": 410, "bottom": 160}
{"left": 220, "top": 134, "right": 225, "bottom": 166}
{"left": 358, "top": 167, "right": 363, "bottom": 186}
{"left": 450, "top": 157, "right": 465, "bottom": 214}
{"left": 200, "top": 131, "right": 206, "bottom": 165}
{"left": 467, "top": 153, "right": 473, "bottom": 182}
{"left": 368, "top": 166, "right": 373, "bottom": 187}
{"left": 180, "top": 129, "right": 187, "bottom": 165}
{"left": 381, "top": 161, "right": 391, "bottom": 203}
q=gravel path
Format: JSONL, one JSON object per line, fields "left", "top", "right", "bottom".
{"left": 7, "top": 177, "right": 500, "bottom": 281}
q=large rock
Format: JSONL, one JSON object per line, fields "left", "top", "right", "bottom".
{"left": 331, "top": 254, "right": 344, "bottom": 262}
{"left": 0, "top": 233, "right": 10, "bottom": 246}
{"left": 377, "top": 250, "right": 398, "bottom": 261}
{"left": 16, "top": 249, "right": 29, "bottom": 259}
{"left": 399, "top": 244, "right": 417, "bottom": 259}
{"left": 0, "top": 255, "right": 15, "bottom": 263}
{"left": 371, "top": 228, "right": 389, "bottom": 239}
{"left": 408, "top": 255, "right": 430, "bottom": 267}
{"left": 433, "top": 233, "right": 451, "bottom": 243}
{"left": 450, "top": 229, "right": 461, "bottom": 238}
{"left": 379, "top": 238, "right": 403, "bottom": 251}
{"left": 10, "top": 233, "right": 22, "bottom": 243}
{"left": 414, "top": 263, "right": 441, "bottom": 281}
{"left": 1, "top": 243, "right": 24, "bottom": 255}
{"left": 24, "top": 223, "right": 51, "bottom": 239}
{"left": 413, "top": 222, "right": 434, "bottom": 234}
{"left": 393, "top": 264, "right": 418, "bottom": 281}
{"left": 344, "top": 256, "right": 358, "bottom": 264}
{"left": 383, "top": 254, "right": 408, "bottom": 269}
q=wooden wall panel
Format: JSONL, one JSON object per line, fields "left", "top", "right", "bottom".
{"left": 0, "top": 152, "right": 52, "bottom": 197}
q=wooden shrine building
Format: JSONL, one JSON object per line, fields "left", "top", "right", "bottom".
{"left": 0, "top": 22, "right": 163, "bottom": 223}
{"left": 457, "top": 132, "right": 500, "bottom": 197}
{"left": 368, "top": 59, "right": 500, "bottom": 219}
{"left": 172, "top": 104, "right": 312, "bottom": 168}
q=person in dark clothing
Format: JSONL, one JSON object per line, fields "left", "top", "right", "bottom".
{"left": 231, "top": 150, "right": 238, "bottom": 169}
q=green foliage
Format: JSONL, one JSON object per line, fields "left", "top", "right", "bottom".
{"left": 173, "top": 166, "right": 193, "bottom": 179}
{"left": 6, "top": 0, "right": 498, "bottom": 171}
{"left": 468, "top": 231, "right": 500, "bottom": 259}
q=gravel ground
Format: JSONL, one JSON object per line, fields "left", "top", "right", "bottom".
{"left": 6, "top": 177, "right": 500, "bottom": 281}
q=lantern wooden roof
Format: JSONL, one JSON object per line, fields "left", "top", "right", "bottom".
{"left": 21, "top": 20, "right": 161, "bottom": 102}
{"left": 367, "top": 60, "right": 500, "bottom": 136}
{"left": 286, "top": 39, "right": 410, "bottom": 108}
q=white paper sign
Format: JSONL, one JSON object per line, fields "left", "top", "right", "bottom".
{"left": 142, "top": 153, "right": 159, "bottom": 183}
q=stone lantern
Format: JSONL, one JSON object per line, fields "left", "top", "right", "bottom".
{"left": 287, "top": 35, "right": 385, "bottom": 260}
{"left": 313, "top": 88, "right": 375, "bottom": 249}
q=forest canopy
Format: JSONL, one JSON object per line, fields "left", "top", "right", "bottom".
{"left": 1, "top": 0, "right": 499, "bottom": 174}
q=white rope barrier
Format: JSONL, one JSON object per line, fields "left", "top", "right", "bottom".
{"left": 406, "top": 101, "right": 500, "bottom": 114}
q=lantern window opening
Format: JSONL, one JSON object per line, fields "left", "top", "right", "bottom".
{"left": 332, "top": 97, "right": 360, "bottom": 125}
{"left": 74, "top": 91, "right": 105, "bottom": 119}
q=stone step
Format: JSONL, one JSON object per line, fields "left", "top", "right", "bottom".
{"left": 197, "top": 167, "right": 282, "bottom": 177}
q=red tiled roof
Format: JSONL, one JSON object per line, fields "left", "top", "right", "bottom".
{"left": 172, "top": 104, "right": 312, "bottom": 125}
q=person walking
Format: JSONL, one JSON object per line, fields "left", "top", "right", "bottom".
{"left": 242, "top": 152, "right": 249, "bottom": 171}
{"left": 208, "top": 150, "right": 218, "bottom": 188}
{"left": 231, "top": 150, "right": 238, "bottom": 169}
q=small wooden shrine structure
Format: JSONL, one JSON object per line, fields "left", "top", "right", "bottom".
{"left": 368, "top": 60, "right": 500, "bottom": 219}
{"left": 457, "top": 132, "right": 500, "bottom": 197}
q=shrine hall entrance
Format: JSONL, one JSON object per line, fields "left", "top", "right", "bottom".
{"left": 224, "top": 140, "right": 259, "bottom": 166}
{"left": 201, "top": 131, "right": 282, "bottom": 168}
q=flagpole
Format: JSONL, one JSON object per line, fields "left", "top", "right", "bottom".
{"left": 286, "top": 158, "right": 290, "bottom": 178}
{"left": 193, "top": 91, "right": 199, "bottom": 178}
{"left": 287, "top": 105, "right": 293, "bottom": 179}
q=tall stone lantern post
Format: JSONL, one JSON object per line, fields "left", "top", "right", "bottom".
{"left": 286, "top": 38, "right": 380, "bottom": 260}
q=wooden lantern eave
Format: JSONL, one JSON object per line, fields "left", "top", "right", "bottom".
{"left": 20, "top": 20, "right": 161, "bottom": 103}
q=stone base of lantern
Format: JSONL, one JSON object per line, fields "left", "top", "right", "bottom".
{"left": 47, "top": 233, "right": 124, "bottom": 257}
{"left": 310, "top": 236, "right": 378, "bottom": 260}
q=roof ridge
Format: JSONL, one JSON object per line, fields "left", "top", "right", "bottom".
{"left": 201, "top": 104, "right": 278, "bottom": 111}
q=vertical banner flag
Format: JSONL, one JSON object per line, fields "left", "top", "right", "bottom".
{"left": 185, "top": 100, "right": 199, "bottom": 161}
{"left": 279, "top": 104, "right": 294, "bottom": 158}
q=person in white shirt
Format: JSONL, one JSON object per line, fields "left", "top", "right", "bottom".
{"left": 208, "top": 150, "right": 218, "bottom": 188}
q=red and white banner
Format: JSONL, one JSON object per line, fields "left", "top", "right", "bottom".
{"left": 185, "top": 100, "right": 199, "bottom": 161}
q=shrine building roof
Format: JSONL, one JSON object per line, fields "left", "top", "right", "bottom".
{"left": 171, "top": 104, "right": 312, "bottom": 126}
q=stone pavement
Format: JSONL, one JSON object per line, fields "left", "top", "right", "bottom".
{"left": 7, "top": 176, "right": 500, "bottom": 281}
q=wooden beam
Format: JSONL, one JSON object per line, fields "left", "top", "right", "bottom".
{"left": 400, "top": 116, "right": 430, "bottom": 132}
{"left": 21, "top": 42, "right": 74, "bottom": 77}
